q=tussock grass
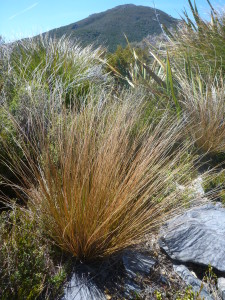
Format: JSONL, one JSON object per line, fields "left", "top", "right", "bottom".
{"left": 0, "top": 35, "right": 109, "bottom": 168}
{"left": 179, "top": 72, "right": 225, "bottom": 154}
{"left": 119, "top": 1, "right": 225, "bottom": 155}
{"left": 2, "top": 89, "right": 200, "bottom": 261}
{"left": 0, "top": 3, "right": 220, "bottom": 296}
{"left": 0, "top": 35, "right": 108, "bottom": 107}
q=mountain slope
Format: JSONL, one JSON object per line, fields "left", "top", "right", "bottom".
{"left": 46, "top": 4, "right": 178, "bottom": 52}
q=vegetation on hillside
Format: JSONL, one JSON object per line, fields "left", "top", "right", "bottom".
{"left": 46, "top": 4, "right": 178, "bottom": 52}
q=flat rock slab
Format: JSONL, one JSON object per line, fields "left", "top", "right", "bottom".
{"left": 122, "top": 250, "right": 156, "bottom": 278}
{"left": 63, "top": 274, "right": 106, "bottom": 300}
{"left": 123, "top": 278, "right": 142, "bottom": 298}
{"left": 218, "top": 278, "right": 225, "bottom": 300}
{"left": 122, "top": 250, "right": 157, "bottom": 298}
{"left": 173, "top": 265, "right": 213, "bottom": 300}
{"left": 159, "top": 204, "right": 225, "bottom": 272}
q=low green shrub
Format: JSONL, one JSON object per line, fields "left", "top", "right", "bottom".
{"left": 107, "top": 44, "right": 151, "bottom": 86}
{"left": 0, "top": 207, "right": 67, "bottom": 299}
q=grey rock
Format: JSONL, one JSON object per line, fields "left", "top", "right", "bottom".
{"left": 176, "top": 175, "right": 205, "bottom": 201}
{"left": 63, "top": 273, "right": 106, "bottom": 300}
{"left": 192, "top": 176, "right": 205, "bottom": 196}
{"left": 122, "top": 250, "right": 156, "bottom": 278}
{"left": 218, "top": 278, "right": 225, "bottom": 300}
{"left": 124, "top": 279, "right": 142, "bottom": 298}
{"left": 173, "top": 264, "right": 213, "bottom": 300}
{"left": 159, "top": 204, "right": 225, "bottom": 272}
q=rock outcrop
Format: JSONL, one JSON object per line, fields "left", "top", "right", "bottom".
{"left": 159, "top": 203, "right": 225, "bottom": 272}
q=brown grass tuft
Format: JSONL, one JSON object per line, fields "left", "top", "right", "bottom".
{"left": 2, "top": 91, "right": 199, "bottom": 261}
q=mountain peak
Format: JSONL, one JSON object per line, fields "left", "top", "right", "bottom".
{"left": 112, "top": 4, "right": 137, "bottom": 9}
{"left": 46, "top": 5, "right": 179, "bottom": 52}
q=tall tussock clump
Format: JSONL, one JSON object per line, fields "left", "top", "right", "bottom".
{"left": 2, "top": 90, "right": 198, "bottom": 261}
{"left": 179, "top": 71, "right": 225, "bottom": 155}
{"left": 1, "top": 35, "right": 108, "bottom": 107}
{"left": 0, "top": 35, "right": 109, "bottom": 173}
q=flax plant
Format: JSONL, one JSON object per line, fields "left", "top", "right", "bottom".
{"left": 164, "top": 0, "right": 225, "bottom": 75}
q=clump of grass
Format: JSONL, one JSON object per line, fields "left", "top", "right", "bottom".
{"left": 178, "top": 71, "right": 225, "bottom": 154}
{"left": 1, "top": 35, "right": 108, "bottom": 107}
{"left": 2, "top": 89, "right": 201, "bottom": 261}
{"left": 0, "top": 35, "right": 110, "bottom": 184}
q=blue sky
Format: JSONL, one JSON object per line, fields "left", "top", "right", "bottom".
{"left": 0, "top": 0, "right": 224, "bottom": 41}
